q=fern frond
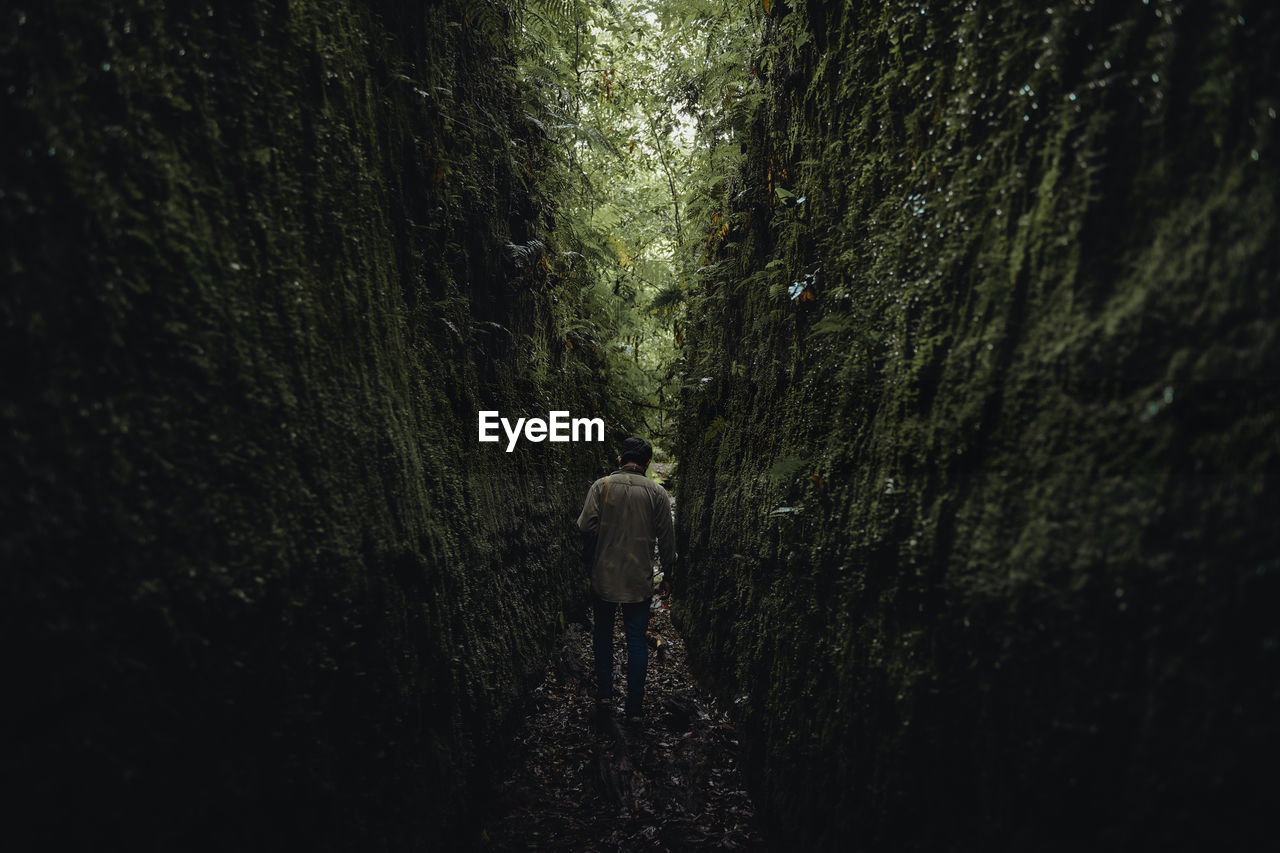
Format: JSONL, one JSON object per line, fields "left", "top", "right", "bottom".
{"left": 457, "top": 0, "right": 505, "bottom": 44}
{"left": 648, "top": 284, "right": 684, "bottom": 313}
{"left": 529, "top": 0, "right": 575, "bottom": 22}
{"left": 505, "top": 238, "right": 547, "bottom": 265}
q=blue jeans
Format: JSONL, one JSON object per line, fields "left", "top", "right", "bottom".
{"left": 592, "top": 597, "right": 651, "bottom": 715}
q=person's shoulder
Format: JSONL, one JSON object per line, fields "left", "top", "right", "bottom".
{"left": 641, "top": 476, "right": 669, "bottom": 494}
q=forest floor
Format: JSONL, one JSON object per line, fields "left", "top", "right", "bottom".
{"left": 480, "top": 604, "right": 769, "bottom": 851}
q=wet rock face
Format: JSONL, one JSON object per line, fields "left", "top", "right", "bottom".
{"left": 2, "top": 1, "right": 609, "bottom": 848}
{"left": 675, "top": 1, "right": 1279, "bottom": 849}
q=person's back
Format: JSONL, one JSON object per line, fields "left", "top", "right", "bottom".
{"left": 577, "top": 438, "right": 676, "bottom": 721}
{"left": 584, "top": 469, "right": 674, "bottom": 603}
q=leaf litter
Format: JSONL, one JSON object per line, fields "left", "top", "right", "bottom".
{"left": 480, "top": 606, "right": 768, "bottom": 851}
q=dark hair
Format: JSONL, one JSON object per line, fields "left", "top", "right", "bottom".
{"left": 619, "top": 437, "right": 653, "bottom": 466}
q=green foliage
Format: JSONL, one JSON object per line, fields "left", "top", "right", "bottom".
{"left": 766, "top": 454, "right": 807, "bottom": 483}
{"left": 649, "top": 283, "right": 684, "bottom": 313}
{"left": 456, "top": 0, "right": 509, "bottom": 43}
{"left": 513, "top": 0, "right": 765, "bottom": 445}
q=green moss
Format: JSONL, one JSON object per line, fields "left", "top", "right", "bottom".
{"left": 676, "top": 1, "right": 1279, "bottom": 849}
{"left": 2, "top": 0, "right": 614, "bottom": 848}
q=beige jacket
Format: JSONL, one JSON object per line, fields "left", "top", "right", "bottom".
{"left": 577, "top": 469, "right": 677, "bottom": 603}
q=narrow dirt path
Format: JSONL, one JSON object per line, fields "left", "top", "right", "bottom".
{"left": 481, "top": 605, "right": 767, "bottom": 851}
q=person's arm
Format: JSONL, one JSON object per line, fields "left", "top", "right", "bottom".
{"left": 653, "top": 486, "right": 676, "bottom": 573}
{"left": 578, "top": 479, "right": 604, "bottom": 571}
{"left": 577, "top": 480, "right": 602, "bottom": 533}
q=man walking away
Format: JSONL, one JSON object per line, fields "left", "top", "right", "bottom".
{"left": 577, "top": 437, "right": 676, "bottom": 722}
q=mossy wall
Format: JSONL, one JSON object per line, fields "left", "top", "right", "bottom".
{"left": 675, "top": 1, "right": 1278, "bottom": 848}
{"left": 2, "top": 1, "right": 611, "bottom": 848}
